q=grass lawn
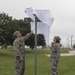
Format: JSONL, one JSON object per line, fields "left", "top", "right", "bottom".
{"left": 0, "top": 49, "right": 75, "bottom": 75}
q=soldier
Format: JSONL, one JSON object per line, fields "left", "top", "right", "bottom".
{"left": 50, "top": 36, "right": 61, "bottom": 75}
{"left": 13, "top": 31, "right": 33, "bottom": 75}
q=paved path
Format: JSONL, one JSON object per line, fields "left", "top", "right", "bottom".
{"left": 46, "top": 50, "right": 75, "bottom": 57}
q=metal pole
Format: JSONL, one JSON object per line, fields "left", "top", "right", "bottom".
{"left": 67, "top": 37, "right": 70, "bottom": 48}
{"left": 67, "top": 38, "right": 69, "bottom": 48}
{"left": 68, "top": 39, "right": 69, "bottom": 48}
{"left": 34, "top": 15, "right": 37, "bottom": 75}
{"left": 66, "top": 39, "right": 68, "bottom": 48}
{"left": 71, "top": 36, "right": 73, "bottom": 49}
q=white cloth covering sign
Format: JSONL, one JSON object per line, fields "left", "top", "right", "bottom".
{"left": 25, "top": 7, "right": 54, "bottom": 45}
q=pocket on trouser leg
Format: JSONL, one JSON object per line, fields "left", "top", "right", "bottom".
{"left": 20, "top": 61, "right": 25, "bottom": 75}
{"left": 15, "top": 56, "right": 21, "bottom": 75}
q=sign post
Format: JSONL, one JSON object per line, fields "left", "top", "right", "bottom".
{"left": 25, "top": 15, "right": 41, "bottom": 75}
{"left": 33, "top": 14, "right": 41, "bottom": 75}
{"left": 34, "top": 15, "right": 37, "bottom": 75}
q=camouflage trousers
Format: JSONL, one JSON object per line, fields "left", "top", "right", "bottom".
{"left": 15, "top": 56, "right": 25, "bottom": 75}
{"left": 51, "top": 61, "right": 58, "bottom": 75}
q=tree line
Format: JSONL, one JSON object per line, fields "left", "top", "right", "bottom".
{"left": 0, "top": 12, "right": 46, "bottom": 49}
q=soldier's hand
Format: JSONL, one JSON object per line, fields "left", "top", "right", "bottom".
{"left": 31, "top": 30, "right": 33, "bottom": 33}
{"left": 27, "top": 31, "right": 33, "bottom": 35}
{"left": 20, "top": 56, "right": 23, "bottom": 61}
{"left": 48, "top": 45, "right": 50, "bottom": 48}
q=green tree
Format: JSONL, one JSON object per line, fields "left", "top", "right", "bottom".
{"left": 0, "top": 13, "right": 12, "bottom": 45}
{"left": 0, "top": 12, "right": 46, "bottom": 49}
{"left": 18, "top": 19, "right": 31, "bottom": 36}
{"left": 37, "top": 34, "right": 46, "bottom": 47}
{"left": 25, "top": 34, "right": 46, "bottom": 50}
{"left": 0, "top": 13, "right": 19, "bottom": 45}
{"left": 26, "top": 33, "right": 35, "bottom": 50}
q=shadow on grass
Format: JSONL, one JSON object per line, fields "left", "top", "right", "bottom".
{"left": 0, "top": 53, "right": 13, "bottom": 57}
{"left": 0, "top": 52, "right": 14, "bottom": 57}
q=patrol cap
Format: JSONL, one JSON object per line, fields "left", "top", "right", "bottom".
{"left": 13, "top": 31, "right": 20, "bottom": 37}
{"left": 55, "top": 36, "right": 61, "bottom": 41}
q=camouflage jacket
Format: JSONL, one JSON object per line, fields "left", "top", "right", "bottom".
{"left": 51, "top": 43, "right": 61, "bottom": 62}
{"left": 13, "top": 32, "right": 32, "bottom": 57}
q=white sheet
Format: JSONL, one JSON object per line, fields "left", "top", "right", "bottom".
{"left": 25, "top": 7, "right": 54, "bottom": 45}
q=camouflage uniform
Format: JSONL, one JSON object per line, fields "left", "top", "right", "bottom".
{"left": 13, "top": 32, "right": 32, "bottom": 75}
{"left": 50, "top": 43, "right": 61, "bottom": 75}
